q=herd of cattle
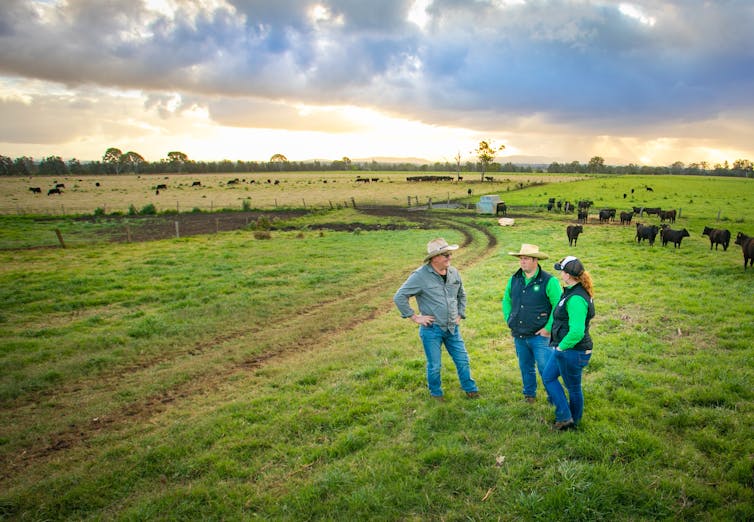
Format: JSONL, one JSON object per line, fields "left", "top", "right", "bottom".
{"left": 557, "top": 199, "right": 754, "bottom": 270}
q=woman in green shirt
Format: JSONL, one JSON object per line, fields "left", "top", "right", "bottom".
{"left": 542, "top": 256, "right": 595, "bottom": 430}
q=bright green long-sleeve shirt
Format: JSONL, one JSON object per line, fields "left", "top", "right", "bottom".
{"left": 555, "top": 287, "right": 589, "bottom": 350}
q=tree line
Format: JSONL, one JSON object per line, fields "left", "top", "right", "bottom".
{"left": 0, "top": 148, "right": 752, "bottom": 178}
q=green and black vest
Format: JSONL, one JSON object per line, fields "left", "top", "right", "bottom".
{"left": 551, "top": 284, "right": 595, "bottom": 351}
{"left": 507, "top": 267, "right": 554, "bottom": 338}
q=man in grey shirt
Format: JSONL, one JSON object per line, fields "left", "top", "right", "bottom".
{"left": 394, "top": 238, "right": 480, "bottom": 401}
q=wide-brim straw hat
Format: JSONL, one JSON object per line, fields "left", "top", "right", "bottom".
{"left": 424, "top": 238, "right": 459, "bottom": 262}
{"left": 508, "top": 243, "right": 549, "bottom": 259}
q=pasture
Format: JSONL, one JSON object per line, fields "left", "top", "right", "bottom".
{"left": 0, "top": 172, "right": 584, "bottom": 216}
{"left": 0, "top": 174, "right": 753, "bottom": 520}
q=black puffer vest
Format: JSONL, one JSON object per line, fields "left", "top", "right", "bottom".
{"left": 507, "top": 267, "right": 554, "bottom": 338}
{"left": 550, "top": 284, "right": 595, "bottom": 351}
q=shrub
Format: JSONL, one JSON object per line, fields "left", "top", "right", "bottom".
{"left": 255, "top": 216, "right": 271, "bottom": 230}
{"left": 242, "top": 199, "right": 252, "bottom": 211}
{"left": 140, "top": 203, "right": 157, "bottom": 215}
{"left": 253, "top": 230, "right": 271, "bottom": 240}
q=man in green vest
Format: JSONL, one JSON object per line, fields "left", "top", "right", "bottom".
{"left": 502, "top": 244, "right": 562, "bottom": 403}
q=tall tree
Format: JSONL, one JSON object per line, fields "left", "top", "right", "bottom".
{"left": 38, "top": 156, "right": 68, "bottom": 176}
{"left": 270, "top": 153, "right": 288, "bottom": 171}
{"left": 454, "top": 151, "right": 463, "bottom": 181}
{"left": 167, "top": 151, "right": 188, "bottom": 173}
{"left": 123, "top": 151, "right": 145, "bottom": 173}
{"left": 588, "top": 156, "right": 605, "bottom": 173}
{"left": 0, "top": 155, "right": 12, "bottom": 176}
{"left": 103, "top": 147, "right": 123, "bottom": 174}
{"left": 475, "top": 140, "right": 505, "bottom": 181}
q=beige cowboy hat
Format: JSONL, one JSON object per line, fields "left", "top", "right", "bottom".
{"left": 508, "top": 243, "right": 549, "bottom": 259}
{"left": 424, "top": 238, "right": 459, "bottom": 262}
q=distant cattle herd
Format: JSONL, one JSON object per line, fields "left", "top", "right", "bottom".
{"left": 19, "top": 177, "right": 753, "bottom": 270}
{"left": 545, "top": 195, "right": 752, "bottom": 270}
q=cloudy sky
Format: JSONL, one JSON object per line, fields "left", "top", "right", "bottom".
{"left": 1, "top": 0, "right": 753, "bottom": 166}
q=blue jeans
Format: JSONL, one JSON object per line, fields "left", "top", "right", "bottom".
{"left": 513, "top": 335, "right": 554, "bottom": 398}
{"left": 542, "top": 348, "right": 592, "bottom": 423}
{"left": 419, "top": 324, "right": 478, "bottom": 397}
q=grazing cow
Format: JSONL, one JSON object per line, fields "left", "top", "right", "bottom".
{"left": 192, "top": 181, "right": 202, "bottom": 186}
{"left": 660, "top": 228, "right": 690, "bottom": 248}
{"left": 55, "top": 183, "right": 65, "bottom": 189}
{"left": 496, "top": 202, "right": 507, "bottom": 216}
{"left": 632, "top": 206, "right": 643, "bottom": 215}
{"left": 643, "top": 207, "right": 661, "bottom": 216}
{"left": 734, "top": 232, "right": 754, "bottom": 269}
{"left": 47, "top": 188, "right": 61, "bottom": 195}
{"left": 646, "top": 186, "right": 654, "bottom": 191}
{"left": 563, "top": 201, "right": 572, "bottom": 213}
{"left": 156, "top": 183, "right": 167, "bottom": 190}
{"left": 28, "top": 186, "right": 42, "bottom": 194}
{"left": 659, "top": 209, "right": 677, "bottom": 223}
{"left": 567, "top": 225, "right": 583, "bottom": 246}
{"left": 702, "top": 226, "right": 731, "bottom": 251}
{"left": 620, "top": 211, "right": 633, "bottom": 225}
{"left": 547, "top": 197, "right": 555, "bottom": 211}
{"left": 577, "top": 210, "right": 588, "bottom": 223}
{"left": 636, "top": 223, "right": 659, "bottom": 246}
{"left": 598, "top": 209, "right": 615, "bottom": 223}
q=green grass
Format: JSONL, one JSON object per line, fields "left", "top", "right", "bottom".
{"left": 1, "top": 175, "right": 753, "bottom": 520}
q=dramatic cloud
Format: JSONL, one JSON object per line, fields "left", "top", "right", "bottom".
{"left": 1, "top": 0, "right": 753, "bottom": 164}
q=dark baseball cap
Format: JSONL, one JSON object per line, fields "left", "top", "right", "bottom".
{"left": 554, "top": 256, "right": 585, "bottom": 276}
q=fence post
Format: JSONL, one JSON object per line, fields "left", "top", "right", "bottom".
{"left": 175, "top": 221, "right": 180, "bottom": 238}
{"left": 54, "top": 229, "right": 66, "bottom": 248}
{"left": 215, "top": 218, "right": 220, "bottom": 233}
{"left": 126, "top": 224, "right": 132, "bottom": 243}
{"left": 351, "top": 197, "right": 356, "bottom": 208}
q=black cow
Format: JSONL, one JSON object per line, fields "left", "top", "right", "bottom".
{"left": 496, "top": 202, "right": 507, "bottom": 216}
{"left": 156, "top": 184, "right": 167, "bottom": 190}
{"left": 660, "top": 228, "right": 690, "bottom": 248}
{"left": 192, "top": 181, "right": 202, "bottom": 186}
{"left": 643, "top": 207, "right": 661, "bottom": 216}
{"left": 636, "top": 223, "right": 659, "bottom": 245}
{"left": 547, "top": 197, "right": 555, "bottom": 211}
{"left": 620, "top": 211, "right": 633, "bottom": 225}
{"left": 702, "top": 226, "right": 731, "bottom": 251}
{"left": 659, "top": 209, "right": 677, "bottom": 223}
{"left": 598, "top": 209, "right": 615, "bottom": 223}
{"left": 47, "top": 188, "right": 61, "bottom": 195}
{"left": 734, "top": 232, "right": 754, "bottom": 269}
{"left": 28, "top": 186, "right": 41, "bottom": 194}
{"left": 567, "top": 225, "right": 583, "bottom": 246}
{"left": 577, "top": 210, "right": 588, "bottom": 223}
{"left": 55, "top": 183, "right": 65, "bottom": 189}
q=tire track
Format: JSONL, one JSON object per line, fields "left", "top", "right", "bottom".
{"left": 1, "top": 212, "right": 497, "bottom": 478}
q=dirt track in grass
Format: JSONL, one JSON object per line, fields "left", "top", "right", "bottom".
{"left": 1, "top": 207, "right": 497, "bottom": 481}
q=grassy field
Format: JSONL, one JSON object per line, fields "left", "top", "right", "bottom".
{"left": 0, "top": 171, "right": 584, "bottom": 216}
{"left": 1, "top": 175, "right": 753, "bottom": 520}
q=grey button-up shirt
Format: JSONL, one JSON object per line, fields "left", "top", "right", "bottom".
{"left": 393, "top": 263, "right": 466, "bottom": 332}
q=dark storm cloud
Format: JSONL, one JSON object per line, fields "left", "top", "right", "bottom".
{"left": 1, "top": 0, "right": 753, "bottom": 137}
